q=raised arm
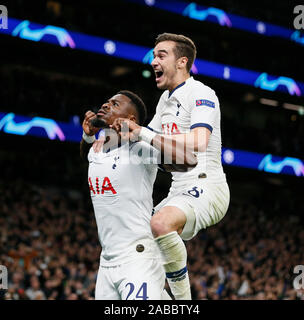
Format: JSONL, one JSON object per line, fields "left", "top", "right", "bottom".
{"left": 111, "top": 119, "right": 209, "bottom": 171}
{"left": 80, "top": 111, "right": 100, "bottom": 161}
{"left": 148, "top": 127, "right": 210, "bottom": 170}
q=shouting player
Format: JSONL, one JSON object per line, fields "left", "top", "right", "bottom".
{"left": 115, "top": 33, "right": 230, "bottom": 300}
{"left": 80, "top": 90, "right": 196, "bottom": 300}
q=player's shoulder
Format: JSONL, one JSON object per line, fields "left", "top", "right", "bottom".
{"left": 188, "top": 77, "right": 217, "bottom": 98}
{"left": 155, "top": 90, "right": 168, "bottom": 113}
{"left": 159, "top": 90, "right": 169, "bottom": 104}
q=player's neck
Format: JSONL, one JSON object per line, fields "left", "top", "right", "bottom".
{"left": 168, "top": 74, "right": 190, "bottom": 93}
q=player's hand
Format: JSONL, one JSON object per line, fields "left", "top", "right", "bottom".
{"left": 110, "top": 118, "right": 141, "bottom": 142}
{"left": 82, "top": 110, "right": 100, "bottom": 136}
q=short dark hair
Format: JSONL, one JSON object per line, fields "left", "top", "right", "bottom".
{"left": 155, "top": 33, "right": 197, "bottom": 73}
{"left": 117, "top": 90, "right": 147, "bottom": 125}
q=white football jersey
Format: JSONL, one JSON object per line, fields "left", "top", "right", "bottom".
{"left": 148, "top": 76, "right": 226, "bottom": 189}
{"left": 87, "top": 141, "right": 160, "bottom": 266}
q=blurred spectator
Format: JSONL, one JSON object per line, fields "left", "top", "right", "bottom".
{"left": 1, "top": 176, "right": 303, "bottom": 300}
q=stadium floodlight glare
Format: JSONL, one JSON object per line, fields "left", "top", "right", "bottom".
{"left": 142, "top": 70, "right": 151, "bottom": 78}
{"left": 298, "top": 107, "right": 304, "bottom": 116}
{"left": 259, "top": 98, "right": 279, "bottom": 107}
{"left": 283, "top": 103, "right": 304, "bottom": 112}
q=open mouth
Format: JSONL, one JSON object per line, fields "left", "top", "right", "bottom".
{"left": 155, "top": 70, "right": 164, "bottom": 82}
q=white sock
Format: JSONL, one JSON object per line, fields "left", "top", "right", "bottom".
{"left": 161, "top": 289, "right": 172, "bottom": 300}
{"left": 155, "top": 231, "right": 191, "bottom": 300}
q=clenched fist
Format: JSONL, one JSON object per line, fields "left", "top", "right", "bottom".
{"left": 82, "top": 111, "right": 101, "bottom": 136}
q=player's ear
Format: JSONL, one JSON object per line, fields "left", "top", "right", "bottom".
{"left": 177, "top": 57, "right": 188, "bottom": 70}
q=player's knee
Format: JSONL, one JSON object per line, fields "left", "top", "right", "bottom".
{"left": 150, "top": 209, "right": 175, "bottom": 238}
{"left": 150, "top": 215, "right": 170, "bottom": 238}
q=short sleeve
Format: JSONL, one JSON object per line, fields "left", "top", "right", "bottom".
{"left": 189, "top": 87, "right": 219, "bottom": 133}
{"left": 147, "top": 113, "right": 162, "bottom": 133}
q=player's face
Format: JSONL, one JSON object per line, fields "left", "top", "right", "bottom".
{"left": 96, "top": 94, "right": 134, "bottom": 127}
{"left": 152, "top": 41, "right": 180, "bottom": 91}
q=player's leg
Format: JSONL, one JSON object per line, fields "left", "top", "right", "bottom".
{"left": 95, "top": 265, "right": 120, "bottom": 300}
{"left": 179, "top": 181, "right": 230, "bottom": 241}
{"left": 150, "top": 205, "right": 192, "bottom": 300}
{"left": 117, "top": 258, "right": 165, "bottom": 300}
{"left": 161, "top": 288, "right": 172, "bottom": 300}
{"left": 151, "top": 182, "right": 230, "bottom": 300}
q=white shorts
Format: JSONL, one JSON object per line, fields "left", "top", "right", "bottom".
{"left": 154, "top": 181, "right": 230, "bottom": 241}
{"left": 95, "top": 257, "right": 167, "bottom": 300}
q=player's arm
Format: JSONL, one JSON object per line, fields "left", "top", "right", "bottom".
{"left": 156, "top": 91, "right": 217, "bottom": 169}
{"left": 80, "top": 139, "right": 93, "bottom": 161}
{"left": 150, "top": 126, "right": 210, "bottom": 167}
{"left": 143, "top": 105, "right": 196, "bottom": 171}
{"left": 80, "top": 111, "right": 100, "bottom": 161}
{"left": 111, "top": 119, "right": 205, "bottom": 169}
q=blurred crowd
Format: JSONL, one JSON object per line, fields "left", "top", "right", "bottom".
{"left": 189, "top": 201, "right": 304, "bottom": 300}
{"left": 0, "top": 179, "right": 99, "bottom": 300}
{"left": 1, "top": 178, "right": 303, "bottom": 300}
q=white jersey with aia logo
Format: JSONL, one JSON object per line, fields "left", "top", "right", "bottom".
{"left": 148, "top": 76, "right": 227, "bottom": 188}
{"left": 88, "top": 141, "right": 160, "bottom": 266}
{"left": 148, "top": 76, "right": 230, "bottom": 241}
{"left": 88, "top": 142, "right": 169, "bottom": 300}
